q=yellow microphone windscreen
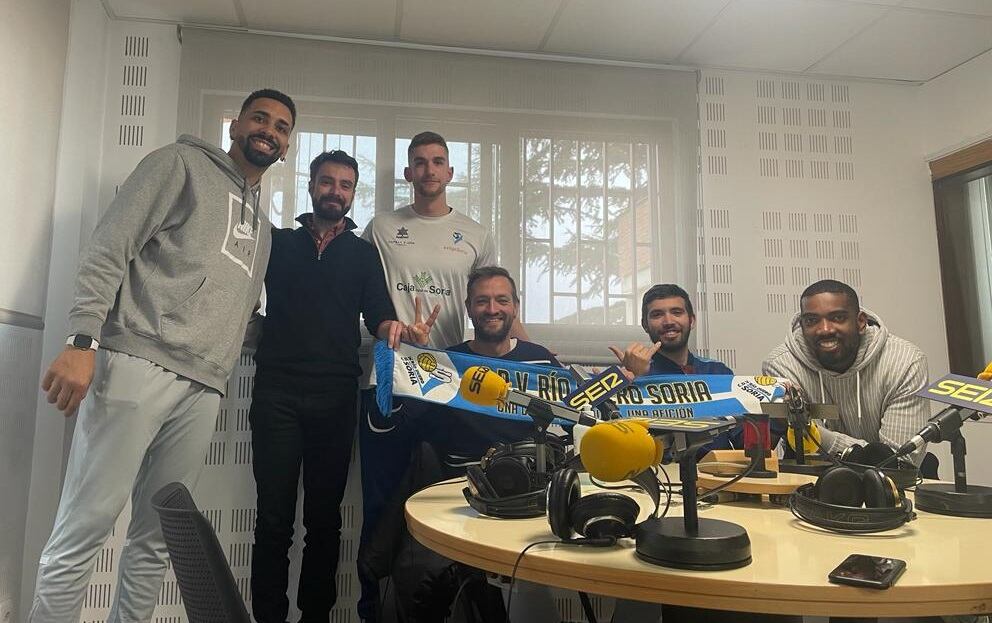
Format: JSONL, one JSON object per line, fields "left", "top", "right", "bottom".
{"left": 580, "top": 420, "right": 663, "bottom": 482}
{"left": 459, "top": 366, "right": 509, "bottom": 407}
{"left": 979, "top": 362, "right": 992, "bottom": 382}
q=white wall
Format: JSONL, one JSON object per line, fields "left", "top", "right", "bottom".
{"left": 696, "top": 69, "right": 955, "bottom": 476}
{"left": 920, "top": 48, "right": 992, "bottom": 159}
{"left": 0, "top": 0, "right": 70, "bottom": 619}
{"left": 697, "top": 70, "right": 946, "bottom": 372}
{"left": 0, "top": 0, "right": 70, "bottom": 318}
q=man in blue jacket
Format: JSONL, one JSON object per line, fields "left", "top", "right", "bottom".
{"left": 610, "top": 283, "right": 732, "bottom": 377}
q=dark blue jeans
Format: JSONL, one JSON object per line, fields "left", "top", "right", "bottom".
{"left": 249, "top": 375, "right": 357, "bottom": 623}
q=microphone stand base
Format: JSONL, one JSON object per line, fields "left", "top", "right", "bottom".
{"left": 634, "top": 516, "right": 752, "bottom": 571}
{"left": 778, "top": 459, "right": 832, "bottom": 476}
{"left": 915, "top": 483, "right": 992, "bottom": 518}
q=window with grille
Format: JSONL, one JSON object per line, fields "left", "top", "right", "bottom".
{"left": 216, "top": 103, "right": 668, "bottom": 330}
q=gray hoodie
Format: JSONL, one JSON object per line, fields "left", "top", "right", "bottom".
{"left": 762, "top": 309, "right": 930, "bottom": 465}
{"left": 68, "top": 135, "right": 272, "bottom": 394}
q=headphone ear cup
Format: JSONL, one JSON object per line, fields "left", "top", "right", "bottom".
{"left": 466, "top": 465, "right": 499, "bottom": 500}
{"left": 816, "top": 465, "right": 866, "bottom": 507}
{"left": 485, "top": 456, "right": 534, "bottom": 497}
{"left": 570, "top": 492, "right": 640, "bottom": 540}
{"left": 854, "top": 442, "right": 896, "bottom": 467}
{"left": 548, "top": 468, "right": 580, "bottom": 540}
{"left": 862, "top": 468, "right": 899, "bottom": 508}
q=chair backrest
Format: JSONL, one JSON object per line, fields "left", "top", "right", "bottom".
{"left": 151, "top": 482, "right": 251, "bottom": 623}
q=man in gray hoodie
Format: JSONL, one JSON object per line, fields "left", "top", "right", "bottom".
{"left": 762, "top": 279, "right": 930, "bottom": 465}
{"left": 32, "top": 88, "right": 296, "bottom": 622}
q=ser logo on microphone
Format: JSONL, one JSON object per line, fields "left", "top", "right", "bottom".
{"left": 916, "top": 374, "right": 992, "bottom": 410}
{"left": 467, "top": 365, "right": 492, "bottom": 395}
{"left": 564, "top": 366, "right": 629, "bottom": 410}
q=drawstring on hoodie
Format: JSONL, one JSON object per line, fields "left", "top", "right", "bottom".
{"left": 856, "top": 370, "right": 862, "bottom": 424}
{"left": 239, "top": 178, "right": 261, "bottom": 233}
{"left": 817, "top": 362, "right": 865, "bottom": 440}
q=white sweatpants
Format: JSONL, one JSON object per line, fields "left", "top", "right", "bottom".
{"left": 30, "top": 350, "right": 221, "bottom": 623}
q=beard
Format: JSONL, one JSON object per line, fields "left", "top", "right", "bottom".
{"left": 312, "top": 193, "right": 352, "bottom": 222}
{"left": 810, "top": 334, "right": 860, "bottom": 371}
{"left": 473, "top": 314, "right": 512, "bottom": 343}
{"left": 650, "top": 326, "right": 691, "bottom": 353}
{"left": 238, "top": 133, "right": 281, "bottom": 168}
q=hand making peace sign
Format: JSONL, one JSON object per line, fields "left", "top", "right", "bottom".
{"left": 403, "top": 297, "right": 441, "bottom": 346}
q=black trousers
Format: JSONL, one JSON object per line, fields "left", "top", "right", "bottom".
{"left": 249, "top": 375, "right": 358, "bottom": 623}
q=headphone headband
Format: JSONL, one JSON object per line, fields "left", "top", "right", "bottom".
{"left": 789, "top": 483, "right": 915, "bottom": 534}
{"left": 462, "top": 486, "right": 546, "bottom": 518}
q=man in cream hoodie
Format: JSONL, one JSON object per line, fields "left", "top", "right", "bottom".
{"left": 762, "top": 279, "right": 930, "bottom": 465}
{"left": 33, "top": 89, "right": 296, "bottom": 622}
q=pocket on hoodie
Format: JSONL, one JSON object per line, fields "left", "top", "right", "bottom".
{"left": 160, "top": 276, "right": 236, "bottom": 367}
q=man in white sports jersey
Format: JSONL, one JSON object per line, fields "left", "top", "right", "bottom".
{"left": 357, "top": 131, "right": 526, "bottom": 621}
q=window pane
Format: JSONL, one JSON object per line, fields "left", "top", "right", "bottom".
{"left": 580, "top": 141, "right": 604, "bottom": 189}
{"left": 448, "top": 186, "right": 468, "bottom": 215}
{"left": 395, "top": 138, "right": 408, "bottom": 180}
{"left": 524, "top": 185, "right": 550, "bottom": 238}
{"left": 580, "top": 193, "right": 604, "bottom": 241}
{"left": 353, "top": 135, "right": 377, "bottom": 229}
{"left": 520, "top": 133, "right": 657, "bottom": 326}
{"left": 608, "top": 297, "right": 633, "bottom": 325}
{"left": 524, "top": 138, "right": 551, "bottom": 185}
{"left": 580, "top": 241, "right": 605, "bottom": 325}
{"left": 634, "top": 143, "right": 652, "bottom": 245}
{"left": 295, "top": 175, "right": 310, "bottom": 219}
{"left": 553, "top": 140, "right": 577, "bottom": 187}
{"left": 607, "top": 142, "right": 631, "bottom": 190}
{"left": 394, "top": 182, "right": 412, "bottom": 208}
{"left": 554, "top": 295, "right": 578, "bottom": 324}
{"left": 449, "top": 141, "right": 469, "bottom": 184}
{"left": 524, "top": 241, "right": 550, "bottom": 323}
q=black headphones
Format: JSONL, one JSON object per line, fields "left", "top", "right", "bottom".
{"left": 841, "top": 442, "right": 920, "bottom": 490}
{"left": 463, "top": 438, "right": 567, "bottom": 519}
{"left": 546, "top": 468, "right": 660, "bottom": 546}
{"left": 790, "top": 442, "right": 916, "bottom": 533}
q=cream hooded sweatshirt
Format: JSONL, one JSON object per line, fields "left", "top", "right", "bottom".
{"left": 762, "top": 309, "right": 930, "bottom": 465}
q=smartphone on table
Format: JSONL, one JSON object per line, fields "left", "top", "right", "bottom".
{"left": 827, "top": 554, "right": 906, "bottom": 589}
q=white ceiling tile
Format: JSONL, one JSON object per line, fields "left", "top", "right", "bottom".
{"left": 107, "top": 0, "right": 240, "bottom": 25}
{"left": 812, "top": 9, "right": 992, "bottom": 80}
{"left": 240, "top": 0, "right": 398, "bottom": 39}
{"left": 543, "top": 0, "right": 728, "bottom": 62}
{"left": 679, "top": 0, "right": 887, "bottom": 71}
{"left": 399, "top": 0, "right": 561, "bottom": 50}
{"left": 900, "top": 0, "right": 992, "bottom": 18}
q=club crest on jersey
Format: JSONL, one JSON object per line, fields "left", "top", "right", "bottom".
{"left": 452, "top": 231, "right": 463, "bottom": 244}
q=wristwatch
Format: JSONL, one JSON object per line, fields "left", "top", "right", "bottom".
{"left": 66, "top": 334, "right": 100, "bottom": 351}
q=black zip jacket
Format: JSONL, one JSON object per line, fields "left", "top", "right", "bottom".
{"left": 254, "top": 215, "right": 396, "bottom": 385}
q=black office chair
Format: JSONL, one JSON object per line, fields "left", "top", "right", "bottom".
{"left": 152, "top": 482, "right": 251, "bottom": 623}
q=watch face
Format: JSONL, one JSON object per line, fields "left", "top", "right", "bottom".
{"left": 72, "top": 335, "right": 94, "bottom": 349}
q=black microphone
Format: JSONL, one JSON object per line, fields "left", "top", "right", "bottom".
{"left": 893, "top": 406, "right": 981, "bottom": 459}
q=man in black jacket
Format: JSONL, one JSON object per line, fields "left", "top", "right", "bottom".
{"left": 248, "top": 150, "right": 434, "bottom": 623}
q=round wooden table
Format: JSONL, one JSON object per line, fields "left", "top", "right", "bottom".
{"left": 406, "top": 478, "right": 992, "bottom": 617}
